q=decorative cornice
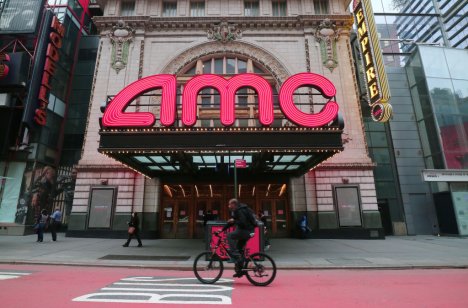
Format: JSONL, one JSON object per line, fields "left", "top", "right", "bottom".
{"left": 75, "top": 164, "right": 133, "bottom": 172}
{"left": 316, "top": 163, "right": 376, "bottom": 170}
{"left": 93, "top": 15, "right": 355, "bottom": 32}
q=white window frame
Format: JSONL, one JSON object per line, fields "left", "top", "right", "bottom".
{"left": 244, "top": 1, "right": 260, "bottom": 17}
{"left": 190, "top": 1, "right": 205, "bottom": 17}
{"left": 162, "top": 1, "right": 177, "bottom": 17}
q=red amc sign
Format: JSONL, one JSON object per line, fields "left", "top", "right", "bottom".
{"left": 102, "top": 72, "right": 339, "bottom": 128}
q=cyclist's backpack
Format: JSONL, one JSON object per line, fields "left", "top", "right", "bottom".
{"left": 240, "top": 205, "right": 259, "bottom": 230}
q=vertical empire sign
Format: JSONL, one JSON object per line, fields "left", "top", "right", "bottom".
{"left": 353, "top": 0, "right": 392, "bottom": 122}
{"left": 23, "top": 10, "right": 65, "bottom": 127}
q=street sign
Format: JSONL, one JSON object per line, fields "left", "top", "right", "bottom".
{"left": 234, "top": 159, "right": 247, "bottom": 168}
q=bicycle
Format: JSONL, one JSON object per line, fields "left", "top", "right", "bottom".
{"left": 193, "top": 230, "right": 277, "bottom": 286}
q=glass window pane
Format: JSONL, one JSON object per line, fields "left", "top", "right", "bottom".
{"left": 238, "top": 59, "right": 247, "bottom": 73}
{"left": 226, "top": 58, "right": 235, "bottom": 74}
{"left": 419, "top": 46, "right": 450, "bottom": 78}
{"left": 427, "top": 78, "right": 457, "bottom": 114}
{"left": 121, "top": 0, "right": 135, "bottom": 16}
{"left": 453, "top": 80, "right": 468, "bottom": 115}
{"left": 203, "top": 60, "right": 211, "bottom": 74}
{"left": 162, "top": 2, "right": 177, "bottom": 17}
{"left": 313, "top": 0, "right": 328, "bottom": 14}
{"left": 370, "top": 131, "right": 388, "bottom": 147}
{"left": 190, "top": 1, "right": 205, "bottom": 17}
{"left": 371, "top": 148, "right": 391, "bottom": 163}
{"left": 214, "top": 58, "right": 223, "bottom": 74}
{"left": 445, "top": 48, "right": 468, "bottom": 80}
{"left": 272, "top": 1, "right": 286, "bottom": 16}
{"left": 244, "top": 1, "right": 259, "bottom": 16}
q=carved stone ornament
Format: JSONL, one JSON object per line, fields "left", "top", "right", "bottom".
{"left": 314, "top": 19, "right": 341, "bottom": 72}
{"left": 207, "top": 21, "right": 242, "bottom": 43}
{"left": 108, "top": 20, "right": 135, "bottom": 73}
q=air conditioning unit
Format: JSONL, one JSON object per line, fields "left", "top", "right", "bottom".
{"left": 0, "top": 93, "right": 11, "bottom": 107}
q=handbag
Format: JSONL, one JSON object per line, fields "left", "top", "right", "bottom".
{"left": 128, "top": 226, "right": 136, "bottom": 235}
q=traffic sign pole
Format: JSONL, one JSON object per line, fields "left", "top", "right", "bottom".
{"left": 234, "top": 164, "right": 238, "bottom": 199}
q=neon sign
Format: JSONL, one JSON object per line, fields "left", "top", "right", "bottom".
{"left": 353, "top": 0, "right": 392, "bottom": 122}
{"left": 34, "top": 16, "right": 65, "bottom": 126}
{"left": 102, "top": 72, "right": 339, "bottom": 128}
{"left": 0, "top": 53, "right": 10, "bottom": 79}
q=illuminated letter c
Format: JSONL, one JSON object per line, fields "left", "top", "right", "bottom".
{"left": 279, "top": 73, "right": 339, "bottom": 128}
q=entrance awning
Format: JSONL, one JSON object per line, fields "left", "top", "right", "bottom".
{"left": 98, "top": 126, "right": 344, "bottom": 178}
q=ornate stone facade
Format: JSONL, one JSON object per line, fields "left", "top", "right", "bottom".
{"left": 73, "top": 0, "right": 381, "bottom": 238}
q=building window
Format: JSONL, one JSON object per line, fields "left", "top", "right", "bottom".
{"left": 121, "top": 0, "right": 135, "bottom": 16}
{"left": 190, "top": 1, "right": 205, "bottom": 17}
{"left": 272, "top": 0, "right": 287, "bottom": 16}
{"left": 179, "top": 57, "right": 271, "bottom": 127}
{"left": 313, "top": 0, "right": 329, "bottom": 14}
{"left": 244, "top": 1, "right": 259, "bottom": 16}
{"left": 162, "top": 1, "right": 177, "bottom": 17}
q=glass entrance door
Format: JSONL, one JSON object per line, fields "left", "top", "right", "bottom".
{"left": 194, "top": 199, "right": 222, "bottom": 239}
{"left": 260, "top": 199, "right": 288, "bottom": 237}
{"left": 161, "top": 183, "right": 289, "bottom": 238}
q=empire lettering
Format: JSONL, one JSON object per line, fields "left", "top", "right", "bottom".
{"left": 353, "top": 0, "right": 393, "bottom": 122}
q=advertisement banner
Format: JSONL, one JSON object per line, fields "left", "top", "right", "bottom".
{"left": 206, "top": 223, "right": 263, "bottom": 260}
{"left": 0, "top": 0, "right": 45, "bottom": 34}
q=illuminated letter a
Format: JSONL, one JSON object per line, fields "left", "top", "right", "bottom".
{"left": 102, "top": 75, "right": 177, "bottom": 127}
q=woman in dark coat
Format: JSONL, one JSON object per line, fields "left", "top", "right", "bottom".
{"left": 123, "top": 212, "right": 143, "bottom": 247}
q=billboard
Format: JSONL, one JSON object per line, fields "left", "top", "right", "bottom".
{"left": 0, "top": 0, "right": 45, "bottom": 34}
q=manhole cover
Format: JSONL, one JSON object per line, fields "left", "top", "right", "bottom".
{"left": 100, "top": 255, "right": 190, "bottom": 261}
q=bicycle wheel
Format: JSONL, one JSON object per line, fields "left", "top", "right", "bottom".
{"left": 193, "top": 252, "right": 224, "bottom": 284}
{"left": 245, "top": 252, "right": 277, "bottom": 286}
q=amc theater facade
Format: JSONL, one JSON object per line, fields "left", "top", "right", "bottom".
{"left": 68, "top": 0, "right": 383, "bottom": 239}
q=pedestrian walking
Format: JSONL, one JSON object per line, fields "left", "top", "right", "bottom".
{"left": 298, "top": 214, "right": 311, "bottom": 239}
{"left": 35, "top": 209, "right": 49, "bottom": 243}
{"left": 49, "top": 207, "right": 62, "bottom": 241}
{"left": 123, "top": 212, "right": 143, "bottom": 247}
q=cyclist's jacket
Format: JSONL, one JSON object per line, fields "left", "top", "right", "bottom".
{"left": 222, "top": 203, "right": 256, "bottom": 232}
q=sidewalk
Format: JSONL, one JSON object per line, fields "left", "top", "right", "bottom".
{"left": 1, "top": 234, "right": 468, "bottom": 269}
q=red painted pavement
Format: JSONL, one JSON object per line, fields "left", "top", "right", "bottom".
{"left": 0, "top": 264, "right": 467, "bottom": 307}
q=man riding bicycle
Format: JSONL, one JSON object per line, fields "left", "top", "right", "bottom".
{"left": 216, "top": 198, "right": 256, "bottom": 278}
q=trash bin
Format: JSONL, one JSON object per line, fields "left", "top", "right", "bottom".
{"left": 205, "top": 221, "right": 264, "bottom": 259}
